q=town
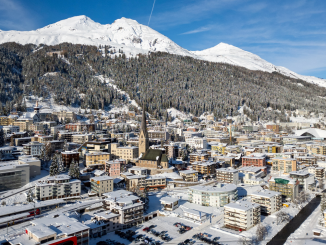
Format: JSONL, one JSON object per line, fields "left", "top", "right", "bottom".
{"left": 0, "top": 100, "right": 325, "bottom": 245}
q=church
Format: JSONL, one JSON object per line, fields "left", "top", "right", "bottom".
{"left": 136, "top": 104, "right": 173, "bottom": 175}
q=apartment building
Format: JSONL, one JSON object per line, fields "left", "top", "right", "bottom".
{"left": 192, "top": 161, "right": 216, "bottom": 176}
{"left": 311, "top": 144, "right": 326, "bottom": 155}
{"left": 61, "top": 151, "right": 79, "bottom": 167}
{"left": 106, "top": 160, "right": 121, "bottom": 178}
{"left": 251, "top": 190, "right": 282, "bottom": 215}
{"left": 35, "top": 174, "right": 81, "bottom": 201}
{"left": 58, "top": 132, "right": 74, "bottom": 142}
{"left": 2, "top": 125, "right": 19, "bottom": 134}
{"left": 189, "top": 153, "right": 209, "bottom": 164}
{"left": 90, "top": 176, "right": 114, "bottom": 196}
{"left": 148, "top": 130, "right": 169, "bottom": 140}
{"left": 52, "top": 110, "right": 76, "bottom": 122}
{"left": 224, "top": 201, "right": 260, "bottom": 231}
{"left": 188, "top": 184, "right": 238, "bottom": 207}
{"left": 296, "top": 156, "right": 317, "bottom": 166}
{"left": 0, "top": 116, "right": 15, "bottom": 126}
{"left": 160, "top": 197, "right": 179, "bottom": 211}
{"left": 111, "top": 143, "right": 139, "bottom": 161}
{"left": 269, "top": 177, "right": 299, "bottom": 201}
{"left": 103, "top": 191, "right": 144, "bottom": 228}
{"left": 186, "top": 137, "right": 208, "bottom": 149}
{"left": 65, "top": 122, "right": 95, "bottom": 132}
{"left": 22, "top": 141, "right": 44, "bottom": 156}
{"left": 85, "top": 152, "right": 111, "bottom": 167}
{"left": 179, "top": 170, "right": 198, "bottom": 182}
{"left": 72, "top": 134, "right": 93, "bottom": 144}
{"left": 216, "top": 168, "right": 239, "bottom": 184}
{"left": 271, "top": 157, "right": 297, "bottom": 174}
{"left": 289, "top": 170, "right": 315, "bottom": 191}
{"left": 18, "top": 156, "right": 41, "bottom": 178}
{"left": 307, "top": 166, "right": 325, "bottom": 179}
{"left": 211, "top": 143, "right": 227, "bottom": 155}
{"left": 125, "top": 175, "right": 166, "bottom": 191}
{"left": 242, "top": 156, "right": 266, "bottom": 167}
{"left": 79, "top": 140, "right": 111, "bottom": 156}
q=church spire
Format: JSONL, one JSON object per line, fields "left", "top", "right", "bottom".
{"left": 141, "top": 103, "right": 147, "bottom": 136}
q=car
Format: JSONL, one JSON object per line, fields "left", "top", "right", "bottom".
{"left": 213, "top": 237, "right": 220, "bottom": 242}
{"left": 143, "top": 227, "right": 150, "bottom": 232}
{"left": 184, "top": 239, "right": 191, "bottom": 243}
{"left": 149, "top": 225, "right": 156, "bottom": 229}
{"left": 185, "top": 226, "right": 192, "bottom": 231}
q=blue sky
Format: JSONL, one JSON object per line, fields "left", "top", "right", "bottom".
{"left": 0, "top": 0, "right": 325, "bottom": 78}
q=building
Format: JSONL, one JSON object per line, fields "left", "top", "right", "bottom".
{"left": 289, "top": 170, "right": 315, "bottom": 191}
{"left": 18, "top": 156, "right": 41, "bottom": 178}
{"left": 251, "top": 190, "right": 282, "bottom": 215}
{"left": 186, "top": 137, "right": 208, "bottom": 149}
{"left": 0, "top": 162, "right": 30, "bottom": 192}
{"left": 188, "top": 184, "right": 238, "bottom": 207}
{"left": 224, "top": 201, "right": 260, "bottom": 231}
{"left": 72, "top": 134, "right": 93, "bottom": 144}
{"left": 52, "top": 110, "right": 76, "bottom": 122}
{"left": 2, "top": 125, "right": 19, "bottom": 134}
{"left": 179, "top": 170, "right": 198, "bottom": 182}
{"left": 192, "top": 161, "right": 216, "bottom": 177}
{"left": 21, "top": 214, "right": 89, "bottom": 245}
{"left": 22, "top": 141, "right": 44, "bottom": 156}
{"left": 15, "top": 137, "right": 32, "bottom": 146}
{"left": 269, "top": 177, "right": 299, "bottom": 201}
{"left": 216, "top": 168, "right": 239, "bottom": 184}
{"left": 106, "top": 160, "right": 121, "bottom": 178}
{"left": 148, "top": 130, "right": 169, "bottom": 140}
{"left": 111, "top": 143, "right": 138, "bottom": 161}
{"left": 136, "top": 149, "right": 171, "bottom": 175}
{"left": 183, "top": 209, "right": 208, "bottom": 223}
{"left": 85, "top": 152, "right": 111, "bottom": 167}
{"left": 0, "top": 116, "right": 15, "bottom": 126}
{"left": 271, "top": 157, "right": 297, "bottom": 174}
{"left": 242, "top": 156, "right": 266, "bottom": 167}
{"left": 35, "top": 174, "right": 81, "bottom": 200}
{"left": 160, "top": 197, "right": 179, "bottom": 211}
{"left": 90, "top": 176, "right": 114, "bottom": 196}
{"left": 125, "top": 175, "right": 167, "bottom": 191}
{"left": 307, "top": 166, "right": 325, "bottom": 179}
{"left": 79, "top": 140, "right": 112, "bottom": 156}
{"left": 139, "top": 104, "right": 149, "bottom": 157}
{"left": 61, "top": 151, "right": 80, "bottom": 167}
{"left": 65, "top": 122, "right": 95, "bottom": 132}
{"left": 102, "top": 191, "right": 144, "bottom": 228}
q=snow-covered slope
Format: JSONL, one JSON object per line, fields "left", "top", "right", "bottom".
{"left": 192, "top": 43, "right": 326, "bottom": 87}
{"left": 0, "top": 15, "right": 325, "bottom": 87}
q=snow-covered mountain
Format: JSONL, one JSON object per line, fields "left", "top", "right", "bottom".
{"left": 1, "top": 15, "right": 325, "bottom": 87}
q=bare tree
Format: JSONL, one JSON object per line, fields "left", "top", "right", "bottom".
{"left": 276, "top": 210, "right": 291, "bottom": 225}
{"left": 256, "top": 223, "right": 268, "bottom": 241}
{"left": 239, "top": 236, "right": 253, "bottom": 245}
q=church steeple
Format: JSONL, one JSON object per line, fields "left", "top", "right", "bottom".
{"left": 139, "top": 103, "right": 149, "bottom": 157}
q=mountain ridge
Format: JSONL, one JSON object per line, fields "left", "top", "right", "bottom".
{"left": 0, "top": 15, "right": 324, "bottom": 87}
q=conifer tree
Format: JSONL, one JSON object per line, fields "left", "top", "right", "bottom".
{"left": 49, "top": 155, "right": 59, "bottom": 176}
{"left": 58, "top": 154, "right": 65, "bottom": 173}
{"left": 0, "top": 128, "right": 5, "bottom": 147}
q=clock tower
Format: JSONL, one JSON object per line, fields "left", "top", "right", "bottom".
{"left": 139, "top": 104, "right": 149, "bottom": 157}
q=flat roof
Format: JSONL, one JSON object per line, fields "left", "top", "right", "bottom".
{"left": 224, "top": 200, "right": 260, "bottom": 211}
{"left": 251, "top": 190, "right": 281, "bottom": 198}
{"left": 190, "top": 184, "right": 237, "bottom": 193}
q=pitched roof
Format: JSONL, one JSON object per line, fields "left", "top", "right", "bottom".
{"left": 141, "top": 149, "right": 162, "bottom": 161}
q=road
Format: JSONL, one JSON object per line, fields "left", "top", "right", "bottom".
{"left": 166, "top": 214, "right": 223, "bottom": 245}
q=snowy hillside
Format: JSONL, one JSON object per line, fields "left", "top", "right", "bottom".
{"left": 0, "top": 15, "right": 325, "bottom": 87}
{"left": 192, "top": 43, "right": 326, "bottom": 88}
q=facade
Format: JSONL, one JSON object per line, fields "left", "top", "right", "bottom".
{"left": 0, "top": 162, "right": 30, "bottom": 192}
{"left": 224, "top": 201, "right": 260, "bottom": 231}
{"left": 136, "top": 149, "right": 170, "bottom": 174}
{"left": 22, "top": 141, "right": 44, "bottom": 156}
{"left": 271, "top": 157, "right": 297, "bottom": 174}
{"left": 189, "top": 153, "right": 209, "bottom": 164}
{"left": 106, "top": 160, "right": 121, "bottom": 178}
{"left": 192, "top": 161, "right": 216, "bottom": 176}
{"left": 186, "top": 137, "right": 208, "bottom": 149}
{"left": 216, "top": 168, "right": 239, "bottom": 184}
{"left": 139, "top": 105, "right": 149, "bottom": 157}
{"left": 90, "top": 176, "right": 114, "bottom": 196}
{"left": 52, "top": 110, "right": 76, "bottom": 122}
{"left": 269, "top": 177, "right": 299, "bottom": 201}
{"left": 125, "top": 175, "right": 167, "bottom": 191}
{"left": 148, "top": 130, "right": 169, "bottom": 140}
{"left": 85, "top": 152, "right": 111, "bottom": 167}
{"left": 251, "top": 190, "right": 282, "bottom": 215}
{"left": 289, "top": 170, "right": 315, "bottom": 191}
{"left": 242, "top": 156, "right": 266, "bottom": 167}
{"left": 61, "top": 151, "right": 80, "bottom": 167}
{"left": 103, "top": 191, "right": 144, "bottom": 228}
{"left": 179, "top": 170, "right": 198, "bottom": 182}
{"left": 160, "top": 197, "right": 179, "bottom": 211}
{"left": 188, "top": 184, "right": 238, "bottom": 207}
{"left": 35, "top": 174, "right": 81, "bottom": 201}
{"left": 111, "top": 143, "right": 138, "bottom": 161}
{"left": 18, "top": 156, "right": 41, "bottom": 178}
{"left": 72, "top": 134, "right": 93, "bottom": 144}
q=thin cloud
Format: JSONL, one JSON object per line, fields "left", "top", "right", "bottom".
{"left": 181, "top": 26, "right": 213, "bottom": 35}
{"left": 0, "top": 0, "right": 37, "bottom": 30}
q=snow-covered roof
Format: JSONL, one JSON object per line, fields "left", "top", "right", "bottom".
{"left": 251, "top": 190, "right": 281, "bottom": 198}
{"left": 91, "top": 176, "right": 113, "bottom": 181}
{"left": 190, "top": 184, "right": 237, "bottom": 193}
{"left": 224, "top": 200, "right": 260, "bottom": 211}
{"left": 295, "top": 128, "right": 326, "bottom": 139}
{"left": 216, "top": 168, "right": 238, "bottom": 173}
{"left": 160, "top": 197, "right": 179, "bottom": 204}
